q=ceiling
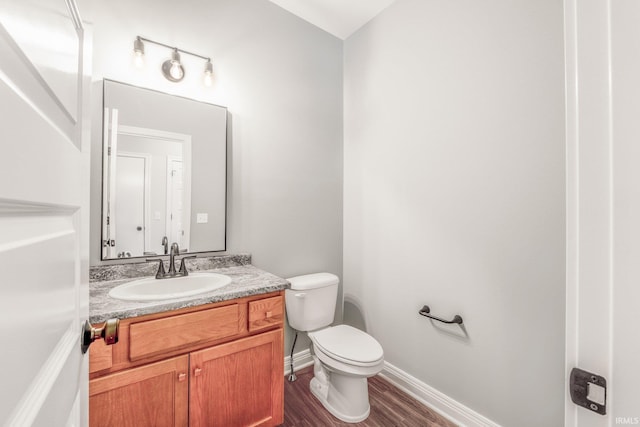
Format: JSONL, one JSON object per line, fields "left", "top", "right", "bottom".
{"left": 269, "top": 0, "right": 397, "bottom": 40}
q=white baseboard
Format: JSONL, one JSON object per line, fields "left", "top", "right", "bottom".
{"left": 379, "top": 362, "right": 500, "bottom": 427}
{"left": 284, "top": 348, "right": 314, "bottom": 376}
{"left": 283, "top": 351, "right": 499, "bottom": 427}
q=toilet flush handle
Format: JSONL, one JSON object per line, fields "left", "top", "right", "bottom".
{"left": 294, "top": 293, "right": 306, "bottom": 298}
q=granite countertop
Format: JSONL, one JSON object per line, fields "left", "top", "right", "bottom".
{"left": 89, "top": 254, "right": 290, "bottom": 323}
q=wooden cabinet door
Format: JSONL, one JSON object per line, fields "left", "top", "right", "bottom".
{"left": 190, "top": 329, "right": 284, "bottom": 427}
{"left": 89, "top": 355, "right": 189, "bottom": 427}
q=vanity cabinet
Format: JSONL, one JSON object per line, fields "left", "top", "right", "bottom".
{"left": 89, "top": 356, "right": 189, "bottom": 427}
{"left": 190, "top": 329, "right": 283, "bottom": 427}
{"left": 89, "top": 291, "right": 285, "bottom": 427}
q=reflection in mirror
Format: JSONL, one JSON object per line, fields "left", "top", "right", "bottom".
{"left": 101, "top": 80, "right": 226, "bottom": 260}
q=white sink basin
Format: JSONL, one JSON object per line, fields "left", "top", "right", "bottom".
{"left": 109, "top": 273, "right": 232, "bottom": 302}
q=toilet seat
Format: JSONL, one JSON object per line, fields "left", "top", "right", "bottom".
{"left": 309, "top": 325, "right": 384, "bottom": 367}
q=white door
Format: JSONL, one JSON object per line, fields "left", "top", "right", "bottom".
{"left": 167, "top": 157, "right": 184, "bottom": 247}
{"left": 565, "top": 0, "right": 640, "bottom": 425}
{"left": 115, "top": 154, "right": 146, "bottom": 257}
{"left": 0, "top": 1, "right": 90, "bottom": 426}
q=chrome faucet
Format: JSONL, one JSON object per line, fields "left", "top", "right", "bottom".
{"left": 162, "top": 236, "right": 169, "bottom": 255}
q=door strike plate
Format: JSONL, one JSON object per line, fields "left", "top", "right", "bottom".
{"left": 570, "top": 368, "right": 606, "bottom": 415}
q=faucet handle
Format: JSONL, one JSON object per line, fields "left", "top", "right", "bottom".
{"left": 178, "top": 255, "right": 196, "bottom": 276}
{"left": 146, "top": 258, "right": 166, "bottom": 279}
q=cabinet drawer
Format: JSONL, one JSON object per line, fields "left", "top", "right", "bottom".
{"left": 248, "top": 296, "right": 283, "bottom": 332}
{"left": 129, "top": 304, "right": 240, "bottom": 360}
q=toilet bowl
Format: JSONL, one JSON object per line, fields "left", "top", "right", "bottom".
{"left": 285, "top": 273, "right": 384, "bottom": 423}
{"left": 308, "top": 324, "right": 384, "bottom": 422}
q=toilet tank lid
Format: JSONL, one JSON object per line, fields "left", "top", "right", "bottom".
{"left": 287, "top": 273, "right": 339, "bottom": 290}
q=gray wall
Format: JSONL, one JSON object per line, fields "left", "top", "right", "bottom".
{"left": 90, "top": 0, "right": 344, "bottom": 352}
{"left": 343, "top": 0, "right": 565, "bottom": 426}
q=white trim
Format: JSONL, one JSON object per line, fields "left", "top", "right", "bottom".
{"left": 0, "top": 25, "right": 77, "bottom": 134}
{"left": 283, "top": 350, "right": 499, "bottom": 427}
{"left": 284, "top": 348, "right": 314, "bottom": 376}
{"left": 166, "top": 155, "right": 179, "bottom": 246}
{"left": 379, "top": 362, "right": 501, "bottom": 427}
{"left": 101, "top": 107, "right": 110, "bottom": 259}
{"left": 117, "top": 125, "right": 191, "bottom": 144}
{"left": 66, "top": 391, "right": 81, "bottom": 427}
{"left": 181, "top": 142, "right": 192, "bottom": 251}
{"left": 604, "top": 1, "right": 615, "bottom": 420}
{"left": 563, "top": 0, "right": 579, "bottom": 425}
{"left": 563, "top": 0, "right": 615, "bottom": 425}
{"left": 5, "top": 322, "right": 78, "bottom": 427}
{"left": 105, "top": 108, "right": 119, "bottom": 259}
{"left": 0, "top": 198, "right": 77, "bottom": 215}
{"left": 165, "top": 155, "right": 192, "bottom": 251}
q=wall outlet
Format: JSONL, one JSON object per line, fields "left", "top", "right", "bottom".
{"left": 196, "top": 213, "right": 208, "bottom": 224}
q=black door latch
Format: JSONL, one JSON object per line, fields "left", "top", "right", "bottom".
{"left": 570, "top": 367, "right": 606, "bottom": 415}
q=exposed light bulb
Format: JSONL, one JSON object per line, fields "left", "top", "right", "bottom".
{"left": 161, "top": 49, "right": 185, "bottom": 82}
{"left": 170, "top": 61, "right": 183, "bottom": 80}
{"left": 203, "top": 60, "right": 213, "bottom": 87}
{"left": 133, "top": 37, "right": 145, "bottom": 68}
{"left": 133, "top": 51, "right": 144, "bottom": 68}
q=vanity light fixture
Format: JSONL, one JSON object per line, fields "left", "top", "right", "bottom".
{"left": 133, "top": 36, "right": 213, "bottom": 85}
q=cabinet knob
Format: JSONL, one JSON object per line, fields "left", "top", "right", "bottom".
{"left": 178, "top": 373, "right": 186, "bottom": 382}
{"left": 194, "top": 367, "right": 202, "bottom": 377}
{"left": 265, "top": 311, "right": 273, "bottom": 318}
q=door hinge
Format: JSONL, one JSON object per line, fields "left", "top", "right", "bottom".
{"left": 570, "top": 368, "right": 606, "bottom": 415}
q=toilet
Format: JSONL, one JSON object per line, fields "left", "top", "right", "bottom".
{"left": 285, "top": 273, "right": 384, "bottom": 423}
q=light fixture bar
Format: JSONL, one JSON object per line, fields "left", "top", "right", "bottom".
{"left": 137, "top": 36, "right": 210, "bottom": 62}
{"left": 133, "top": 36, "right": 214, "bottom": 85}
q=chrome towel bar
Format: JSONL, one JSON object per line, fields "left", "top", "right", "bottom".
{"left": 419, "top": 305, "right": 463, "bottom": 325}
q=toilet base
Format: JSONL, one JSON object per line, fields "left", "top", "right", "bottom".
{"left": 309, "top": 359, "right": 371, "bottom": 423}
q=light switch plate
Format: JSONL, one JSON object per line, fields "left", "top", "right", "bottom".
{"left": 196, "top": 213, "right": 208, "bottom": 224}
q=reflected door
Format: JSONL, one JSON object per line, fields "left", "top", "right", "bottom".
{"left": 103, "top": 125, "right": 191, "bottom": 258}
{"left": 167, "top": 157, "right": 184, "bottom": 248}
{"left": 115, "top": 154, "right": 146, "bottom": 257}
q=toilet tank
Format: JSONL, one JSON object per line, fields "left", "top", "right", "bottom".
{"left": 285, "top": 273, "right": 339, "bottom": 332}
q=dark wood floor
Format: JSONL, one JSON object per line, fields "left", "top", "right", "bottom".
{"left": 282, "top": 367, "right": 458, "bottom": 427}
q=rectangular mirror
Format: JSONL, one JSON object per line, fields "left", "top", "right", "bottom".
{"left": 101, "top": 80, "right": 227, "bottom": 259}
